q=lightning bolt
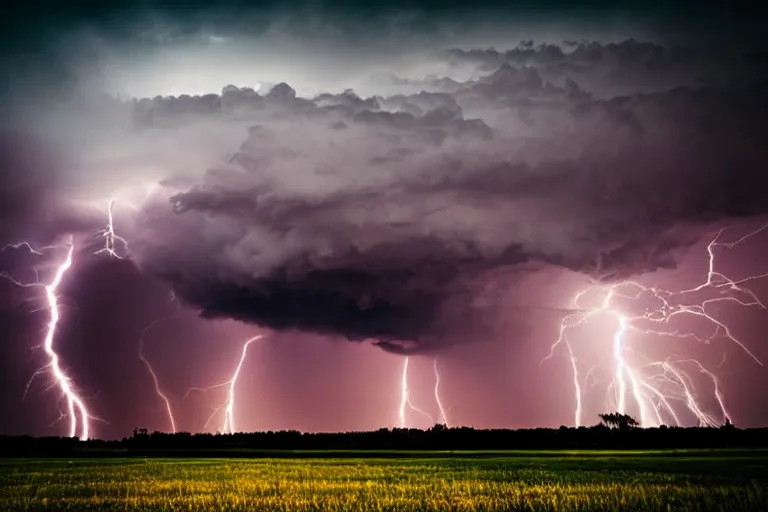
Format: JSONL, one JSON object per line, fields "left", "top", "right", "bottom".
{"left": 187, "top": 335, "right": 264, "bottom": 434}
{"left": 0, "top": 200, "right": 131, "bottom": 438}
{"left": 94, "top": 200, "right": 129, "bottom": 259}
{"left": 544, "top": 223, "right": 768, "bottom": 427}
{"left": 221, "top": 335, "right": 262, "bottom": 434}
{"left": 433, "top": 358, "right": 450, "bottom": 427}
{"left": 2, "top": 238, "right": 93, "bottom": 439}
{"left": 398, "top": 356, "right": 435, "bottom": 428}
{"left": 41, "top": 240, "right": 92, "bottom": 439}
{"left": 138, "top": 318, "right": 177, "bottom": 433}
{"left": 4, "top": 195, "right": 267, "bottom": 437}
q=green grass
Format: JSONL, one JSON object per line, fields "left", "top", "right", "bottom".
{"left": 1, "top": 452, "right": 766, "bottom": 511}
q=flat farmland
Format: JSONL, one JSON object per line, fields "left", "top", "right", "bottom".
{"left": 1, "top": 451, "right": 766, "bottom": 511}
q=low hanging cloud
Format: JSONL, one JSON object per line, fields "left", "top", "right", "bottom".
{"left": 2, "top": 24, "right": 766, "bottom": 353}
{"left": 109, "top": 40, "right": 768, "bottom": 353}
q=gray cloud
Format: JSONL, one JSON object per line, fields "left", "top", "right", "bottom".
{"left": 96, "top": 41, "right": 767, "bottom": 352}
{"left": 2, "top": 13, "right": 766, "bottom": 353}
{"left": 436, "top": 39, "right": 767, "bottom": 97}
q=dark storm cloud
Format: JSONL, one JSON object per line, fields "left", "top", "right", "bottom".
{"left": 1, "top": 0, "right": 765, "bottom": 354}
{"left": 113, "top": 38, "right": 768, "bottom": 352}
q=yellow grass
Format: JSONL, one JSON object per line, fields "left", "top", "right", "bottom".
{"left": 0, "top": 455, "right": 765, "bottom": 511}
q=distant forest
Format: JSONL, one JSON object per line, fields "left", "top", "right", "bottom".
{"left": 2, "top": 420, "right": 767, "bottom": 457}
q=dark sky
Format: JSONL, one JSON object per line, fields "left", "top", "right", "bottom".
{"left": 1, "top": 0, "right": 767, "bottom": 439}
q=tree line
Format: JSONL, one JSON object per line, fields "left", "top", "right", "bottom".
{"left": 1, "top": 415, "right": 763, "bottom": 457}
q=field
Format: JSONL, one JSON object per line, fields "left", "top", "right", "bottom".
{"left": 1, "top": 451, "right": 766, "bottom": 511}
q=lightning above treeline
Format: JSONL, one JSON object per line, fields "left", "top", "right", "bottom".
{"left": 0, "top": 197, "right": 141, "bottom": 439}
{"left": 1, "top": 3, "right": 768, "bottom": 437}
{"left": 194, "top": 334, "right": 264, "bottom": 435}
{"left": 2, "top": 237, "right": 97, "bottom": 439}
{"left": 398, "top": 356, "right": 451, "bottom": 428}
{"left": 1, "top": 205, "right": 265, "bottom": 439}
{"left": 545, "top": 224, "right": 768, "bottom": 428}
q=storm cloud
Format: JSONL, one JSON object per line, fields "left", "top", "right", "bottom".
{"left": 71, "top": 38, "right": 764, "bottom": 352}
{"left": 0, "top": 0, "right": 766, "bottom": 353}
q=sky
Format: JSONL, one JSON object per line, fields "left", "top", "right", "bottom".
{"left": 1, "top": 0, "right": 767, "bottom": 439}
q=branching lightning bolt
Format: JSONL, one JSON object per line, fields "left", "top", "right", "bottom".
{"left": 2, "top": 238, "right": 93, "bottom": 439}
{"left": 41, "top": 241, "right": 92, "bottom": 439}
{"left": 544, "top": 223, "right": 768, "bottom": 427}
{"left": 94, "top": 200, "right": 129, "bottom": 259}
{"left": 0, "top": 200, "right": 130, "bottom": 438}
{"left": 186, "top": 335, "right": 264, "bottom": 434}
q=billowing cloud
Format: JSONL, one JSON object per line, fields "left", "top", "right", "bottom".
{"left": 95, "top": 41, "right": 768, "bottom": 353}
{"left": 1, "top": 0, "right": 766, "bottom": 353}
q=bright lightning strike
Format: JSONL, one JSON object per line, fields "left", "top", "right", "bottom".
{"left": 0, "top": 199, "right": 131, "bottom": 439}
{"left": 545, "top": 223, "right": 768, "bottom": 427}
{"left": 222, "top": 335, "right": 262, "bottom": 434}
{"left": 187, "top": 335, "right": 264, "bottom": 434}
{"left": 94, "top": 200, "right": 129, "bottom": 259}
{"left": 41, "top": 240, "right": 92, "bottom": 440}
{"left": 2, "top": 238, "right": 93, "bottom": 439}
{"left": 398, "top": 356, "right": 435, "bottom": 428}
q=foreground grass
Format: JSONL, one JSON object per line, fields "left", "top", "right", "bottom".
{"left": 1, "top": 453, "right": 766, "bottom": 511}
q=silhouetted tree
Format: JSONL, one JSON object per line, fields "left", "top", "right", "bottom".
{"left": 599, "top": 412, "right": 639, "bottom": 429}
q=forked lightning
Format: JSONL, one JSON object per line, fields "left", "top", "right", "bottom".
{"left": 544, "top": 224, "right": 768, "bottom": 427}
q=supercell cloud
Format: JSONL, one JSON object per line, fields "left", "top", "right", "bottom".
{"left": 126, "top": 42, "right": 768, "bottom": 351}
{"left": 3, "top": 7, "right": 768, "bottom": 354}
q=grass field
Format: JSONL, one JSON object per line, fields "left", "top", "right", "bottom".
{"left": 1, "top": 451, "right": 766, "bottom": 511}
